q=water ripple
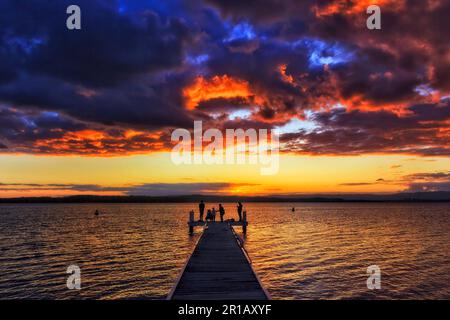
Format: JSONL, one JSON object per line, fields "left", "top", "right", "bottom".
{"left": 0, "top": 202, "right": 449, "bottom": 299}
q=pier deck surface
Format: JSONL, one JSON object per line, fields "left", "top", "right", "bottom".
{"left": 169, "top": 222, "right": 268, "bottom": 300}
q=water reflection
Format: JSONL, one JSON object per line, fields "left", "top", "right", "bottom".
{"left": 0, "top": 203, "right": 449, "bottom": 299}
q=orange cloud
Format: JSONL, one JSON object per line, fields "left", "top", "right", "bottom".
{"left": 313, "top": 0, "right": 404, "bottom": 17}
{"left": 183, "top": 75, "right": 254, "bottom": 110}
{"left": 33, "top": 129, "right": 170, "bottom": 156}
{"left": 68, "top": 130, "right": 107, "bottom": 140}
{"left": 278, "top": 64, "right": 295, "bottom": 84}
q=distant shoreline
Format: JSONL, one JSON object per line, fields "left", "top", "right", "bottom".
{"left": 0, "top": 192, "right": 449, "bottom": 203}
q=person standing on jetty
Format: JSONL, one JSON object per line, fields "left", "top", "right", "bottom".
{"left": 199, "top": 200, "right": 205, "bottom": 221}
{"left": 212, "top": 207, "right": 217, "bottom": 222}
{"left": 237, "top": 202, "right": 243, "bottom": 221}
{"left": 219, "top": 204, "right": 225, "bottom": 222}
{"left": 206, "top": 209, "right": 213, "bottom": 221}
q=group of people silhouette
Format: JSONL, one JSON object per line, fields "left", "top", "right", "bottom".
{"left": 198, "top": 200, "right": 244, "bottom": 223}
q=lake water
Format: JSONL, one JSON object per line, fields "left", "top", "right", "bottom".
{"left": 0, "top": 203, "right": 449, "bottom": 299}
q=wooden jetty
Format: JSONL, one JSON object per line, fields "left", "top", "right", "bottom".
{"left": 167, "top": 213, "right": 270, "bottom": 300}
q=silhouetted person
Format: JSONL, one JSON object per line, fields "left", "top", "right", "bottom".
{"left": 212, "top": 207, "right": 217, "bottom": 222}
{"left": 237, "top": 202, "right": 243, "bottom": 221}
{"left": 206, "top": 209, "right": 213, "bottom": 222}
{"left": 199, "top": 200, "right": 205, "bottom": 221}
{"left": 95, "top": 209, "right": 99, "bottom": 216}
{"left": 219, "top": 204, "right": 225, "bottom": 222}
{"left": 292, "top": 207, "right": 295, "bottom": 212}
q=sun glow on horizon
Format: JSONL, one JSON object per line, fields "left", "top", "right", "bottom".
{"left": 1, "top": 153, "right": 449, "bottom": 198}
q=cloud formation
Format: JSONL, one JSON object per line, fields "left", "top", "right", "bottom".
{"left": 0, "top": 182, "right": 254, "bottom": 196}
{"left": 403, "top": 171, "right": 450, "bottom": 192}
{"left": 338, "top": 171, "right": 450, "bottom": 192}
{"left": 0, "top": 0, "right": 448, "bottom": 157}
{"left": 281, "top": 99, "right": 450, "bottom": 156}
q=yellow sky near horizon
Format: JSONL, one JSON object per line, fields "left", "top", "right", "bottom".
{"left": 1, "top": 153, "right": 448, "bottom": 197}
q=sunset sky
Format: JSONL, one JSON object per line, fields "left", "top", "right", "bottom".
{"left": 0, "top": 0, "right": 449, "bottom": 197}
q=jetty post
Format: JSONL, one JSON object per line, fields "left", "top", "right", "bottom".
{"left": 243, "top": 211, "right": 247, "bottom": 234}
{"left": 188, "top": 210, "right": 194, "bottom": 234}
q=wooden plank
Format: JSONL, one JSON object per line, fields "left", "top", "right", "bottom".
{"left": 168, "top": 222, "right": 269, "bottom": 300}
{"left": 188, "top": 221, "right": 248, "bottom": 227}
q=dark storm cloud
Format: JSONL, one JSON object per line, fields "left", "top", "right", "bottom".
{"left": 0, "top": 106, "right": 86, "bottom": 146}
{"left": 201, "top": 39, "right": 320, "bottom": 119}
{"left": 310, "top": 0, "right": 450, "bottom": 97}
{"left": 281, "top": 99, "right": 450, "bottom": 156}
{"left": 0, "top": 0, "right": 190, "bottom": 87}
{"left": 0, "top": 106, "right": 174, "bottom": 155}
{"left": 205, "top": 0, "right": 450, "bottom": 105}
{"left": 0, "top": 0, "right": 194, "bottom": 133}
{"left": 204, "top": 0, "right": 293, "bottom": 22}
{"left": 196, "top": 97, "right": 251, "bottom": 112}
{"left": 0, "top": 73, "right": 193, "bottom": 129}
{"left": 333, "top": 57, "right": 422, "bottom": 104}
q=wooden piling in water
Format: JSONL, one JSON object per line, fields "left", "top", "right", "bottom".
{"left": 188, "top": 211, "right": 195, "bottom": 234}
